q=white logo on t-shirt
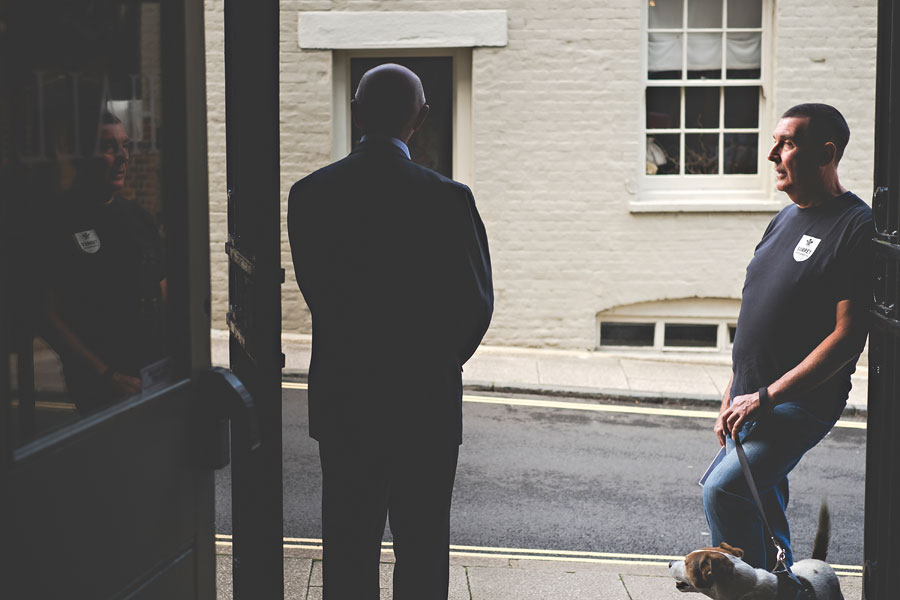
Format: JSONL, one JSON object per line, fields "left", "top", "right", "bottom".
{"left": 793, "top": 234, "right": 821, "bottom": 262}
{"left": 74, "top": 229, "right": 101, "bottom": 254}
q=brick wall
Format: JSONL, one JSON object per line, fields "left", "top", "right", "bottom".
{"left": 204, "top": 0, "right": 877, "bottom": 350}
{"left": 206, "top": 0, "right": 228, "bottom": 330}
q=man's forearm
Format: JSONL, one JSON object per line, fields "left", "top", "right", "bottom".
{"left": 767, "top": 300, "right": 867, "bottom": 405}
{"left": 720, "top": 373, "right": 734, "bottom": 412}
{"left": 767, "top": 329, "right": 863, "bottom": 405}
{"left": 47, "top": 307, "right": 108, "bottom": 376}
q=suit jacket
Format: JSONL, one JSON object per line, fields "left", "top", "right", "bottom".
{"left": 288, "top": 139, "right": 493, "bottom": 445}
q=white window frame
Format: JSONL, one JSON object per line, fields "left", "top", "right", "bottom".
{"left": 598, "top": 318, "right": 737, "bottom": 353}
{"left": 634, "top": 0, "right": 781, "bottom": 213}
{"left": 597, "top": 297, "right": 740, "bottom": 352}
{"left": 332, "top": 48, "right": 473, "bottom": 186}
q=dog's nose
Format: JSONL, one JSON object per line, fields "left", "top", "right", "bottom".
{"left": 668, "top": 561, "right": 674, "bottom": 568}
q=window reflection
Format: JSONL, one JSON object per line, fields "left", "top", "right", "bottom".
{"left": 2, "top": 1, "right": 166, "bottom": 446}
{"left": 44, "top": 110, "right": 166, "bottom": 413}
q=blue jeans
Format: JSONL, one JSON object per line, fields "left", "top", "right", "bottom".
{"left": 702, "top": 401, "right": 838, "bottom": 570}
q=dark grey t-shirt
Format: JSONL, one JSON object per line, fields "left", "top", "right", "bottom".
{"left": 731, "top": 191, "right": 873, "bottom": 420}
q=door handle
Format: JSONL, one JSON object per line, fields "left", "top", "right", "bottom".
{"left": 195, "top": 366, "right": 261, "bottom": 470}
{"left": 873, "top": 186, "right": 895, "bottom": 240}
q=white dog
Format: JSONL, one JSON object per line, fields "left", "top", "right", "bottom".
{"left": 668, "top": 506, "right": 843, "bottom": 599}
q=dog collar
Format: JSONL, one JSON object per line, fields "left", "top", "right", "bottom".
{"left": 775, "top": 571, "right": 816, "bottom": 600}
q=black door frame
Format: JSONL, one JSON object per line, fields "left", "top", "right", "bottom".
{"left": 223, "top": 0, "right": 284, "bottom": 598}
{"left": 866, "top": 2, "right": 900, "bottom": 598}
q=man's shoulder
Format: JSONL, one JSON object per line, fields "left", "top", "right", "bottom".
{"left": 290, "top": 156, "right": 354, "bottom": 194}
{"left": 841, "top": 191, "right": 873, "bottom": 221}
{"left": 290, "top": 154, "right": 471, "bottom": 200}
{"left": 404, "top": 160, "right": 471, "bottom": 195}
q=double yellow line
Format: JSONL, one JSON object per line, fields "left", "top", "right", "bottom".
{"left": 282, "top": 382, "right": 867, "bottom": 430}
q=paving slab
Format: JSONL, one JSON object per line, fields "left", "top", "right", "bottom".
{"left": 466, "top": 564, "right": 630, "bottom": 600}
{"left": 307, "top": 561, "right": 469, "bottom": 600}
{"left": 838, "top": 575, "right": 863, "bottom": 598}
{"left": 535, "top": 356, "right": 630, "bottom": 389}
{"left": 215, "top": 553, "right": 230, "bottom": 600}
{"left": 621, "top": 359, "right": 720, "bottom": 393}
{"left": 216, "top": 552, "right": 313, "bottom": 600}
{"left": 462, "top": 354, "right": 541, "bottom": 386}
{"left": 450, "top": 554, "right": 511, "bottom": 568}
{"left": 620, "top": 573, "right": 687, "bottom": 600}
{"left": 703, "top": 364, "right": 733, "bottom": 398}
{"left": 284, "top": 557, "right": 313, "bottom": 600}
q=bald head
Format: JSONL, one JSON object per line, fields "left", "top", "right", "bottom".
{"left": 352, "top": 63, "right": 429, "bottom": 142}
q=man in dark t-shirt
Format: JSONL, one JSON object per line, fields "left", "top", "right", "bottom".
{"left": 44, "top": 113, "right": 166, "bottom": 413}
{"left": 48, "top": 193, "right": 166, "bottom": 410}
{"left": 703, "top": 104, "right": 873, "bottom": 570}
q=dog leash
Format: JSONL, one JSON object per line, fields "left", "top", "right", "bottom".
{"left": 732, "top": 387, "right": 812, "bottom": 599}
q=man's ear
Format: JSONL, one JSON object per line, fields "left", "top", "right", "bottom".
{"left": 351, "top": 99, "right": 364, "bottom": 131}
{"left": 821, "top": 141, "right": 837, "bottom": 166}
{"left": 412, "top": 103, "right": 430, "bottom": 133}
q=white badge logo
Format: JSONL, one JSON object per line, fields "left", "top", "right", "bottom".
{"left": 793, "top": 234, "right": 821, "bottom": 262}
{"left": 74, "top": 229, "right": 101, "bottom": 254}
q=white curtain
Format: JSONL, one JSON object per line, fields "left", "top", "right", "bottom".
{"left": 648, "top": 32, "right": 760, "bottom": 72}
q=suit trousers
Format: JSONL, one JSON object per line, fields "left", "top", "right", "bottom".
{"left": 318, "top": 437, "right": 460, "bottom": 600}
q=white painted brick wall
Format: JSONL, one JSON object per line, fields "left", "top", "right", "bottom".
{"left": 204, "top": 0, "right": 878, "bottom": 350}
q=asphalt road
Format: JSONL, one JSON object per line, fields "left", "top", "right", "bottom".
{"left": 216, "top": 388, "right": 866, "bottom": 565}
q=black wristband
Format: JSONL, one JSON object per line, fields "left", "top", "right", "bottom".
{"left": 758, "top": 386, "right": 772, "bottom": 414}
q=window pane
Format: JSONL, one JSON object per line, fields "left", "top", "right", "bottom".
{"left": 685, "top": 133, "right": 718, "bottom": 174}
{"left": 726, "top": 32, "right": 761, "bottom": 77}
{"left": 601, "top": 322, "right": 655, "bottom": 347}
{"left": 664, "top": 324, "right": 718, "bottom": 347}
{"left": 646, "top": 87, "right": 680, "bottom": 129}
{"left": 685, "top": 87, "right": 719, "bottom": 129}
{"left": 648, "top": 0, "right": 684, "bottom": 28}
{"left": 648, "top": 32, "right": 683, "bottom": 78}
{"left": 688, "top": 0, "right": 723, "bottom": 28}
{"left": 724, "top": 133, "right": 758, "bottom": 174}
{"left": 727, "top": 0, "right": 762, "bottom": 28}
{"left": 350, "top": 57, "right": 453, "bottom": 178}
{"left": 687, "top": 33, "right": 722, "bottom": 79}
{"left": 647, "top": 134, "right": 680, "bottom": 175}
{"left": 724, "top": 86, "right": 759, "bottom": 128}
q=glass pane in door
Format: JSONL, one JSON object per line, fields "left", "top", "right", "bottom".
{"left": 2, "top": 0, "right": 170, "bottom": 447}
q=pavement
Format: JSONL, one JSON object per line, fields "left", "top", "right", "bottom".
{"left": 211, "top": 330, "right": 869, "bottom": 599}
{"left": 211, "top": 330, "right": 869, "bottom": 413}
{"left": 214, "top": 545, "right": 865, "bottom": 600}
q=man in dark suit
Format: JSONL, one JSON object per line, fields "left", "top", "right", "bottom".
{"left": 288, "top": 63, "right": 493, "bottom": 599}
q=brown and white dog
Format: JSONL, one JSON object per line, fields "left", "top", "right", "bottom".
{"left": 668, "top": 505, "right": 843, "bottom": 599}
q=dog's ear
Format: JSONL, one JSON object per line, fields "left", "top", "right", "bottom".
{"left": 710, "top": 553, "right": 735, "bottom": 579}
{"left": 687, "top": 554, "right": 714, "bottom": 589}
{"left": 718, "top": 542, "right": 744, "bottom": 558}
{"left": 687, "top": 552, "right": 736, "bottom": 589}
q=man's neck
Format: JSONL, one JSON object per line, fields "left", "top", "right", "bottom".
{"left": 360, "top": 134, "right": 410, "bottom": 159}
{"left": 790, "top": 176, "right": 847, "bottom": 208}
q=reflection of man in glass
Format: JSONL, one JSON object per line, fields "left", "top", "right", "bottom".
{"left": 44, "top": 112, "right": 166, "bottom": 412}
